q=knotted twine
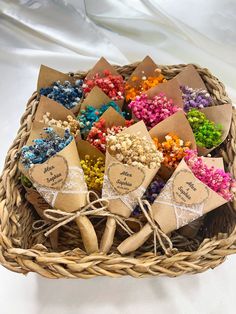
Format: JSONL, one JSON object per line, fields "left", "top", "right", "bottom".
{"left": 32, "top": 191, "right": 134, "bottom": 238}
{"left": 137, "top": 198, "right": 174, "bottom": 255}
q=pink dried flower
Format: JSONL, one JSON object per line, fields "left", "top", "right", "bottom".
{"left": 184, "top": 150, "right": 235, "bottom": 201}
{"left": 128, "top": 93, "right": 180, "bottom": 129}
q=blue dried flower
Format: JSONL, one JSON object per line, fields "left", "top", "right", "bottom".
{"left": 78, "top": 101, "right": 125, "bottom": 136}
{"left": 20, "top": 128, "right": 73, "bottom": 169}
{"left": 40, "top": 80, "right": 84, "bottom": 110}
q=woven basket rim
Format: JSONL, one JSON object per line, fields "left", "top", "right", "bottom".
{"left": 0, "top": 61, "right": 236, "bottom": 279}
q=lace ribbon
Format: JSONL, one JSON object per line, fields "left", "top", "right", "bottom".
{"left": 33, "top": 166, "right": 88, "bottom": 207}
{"left": 102, "top": 175, "right": 145, "bottom": 211}
{"left": 32, "top": 191, "right": 134, "bottom": 237}
{"left": 154, "top": 178, "right": 204, "bottom": 229}
{"left": 137, "top": 198, "right": 173, "bottom": 255}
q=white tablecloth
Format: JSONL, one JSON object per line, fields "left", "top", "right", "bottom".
{"left": 0, "top": 1, "right": 235, "bottom": 313}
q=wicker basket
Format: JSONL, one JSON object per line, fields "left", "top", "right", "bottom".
{"left": 0, "top": 62, "right": 236, "bottom": 279}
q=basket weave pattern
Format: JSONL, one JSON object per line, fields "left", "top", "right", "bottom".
{"left": 0, "top": 63, "right": 236, "bottom": 278}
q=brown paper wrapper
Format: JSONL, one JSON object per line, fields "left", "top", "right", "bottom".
{"left": 85, "top": 57, "right": 124, "bottom": 108}
{"left": 86, "top": 57, "right": 120, "bottom": 79}
{"left": 37, "top": 65, "right": 80, "bottom": 114}
{"left": 34, "top": 96, "right": 81, "bottom": 141}
{"left": 152, "top": 159, "right": 226, "bottom": 234}
{"left": 175, "top": 64, "right": 206, "bottom": 90}
{"left": 21, "top": 121, "right": 87, "bottom": 213}
{"left": 178, "top": 157, "right": 225, "bottom": 238}
{"left": 77, "top": 139, "right": 105, "bottom": 162}
{"left": 102, "top": 120, "right": 161, "bottom": 217}
{"left": 197, "top": 104, "right": 232, "bottom": 156}
{"left": 173, "top": 65, "right": 232, "bottom": 155}
{"left": 149, "top": 110, "right": 196, "bottom": 180}
{"left": 118, "top": 158, "right": 227, "bottom": 254}
{"left": 125, "top": 56, "right": 161, "bottom": 90}
{"left": 144, "top": 77, "right": 184, "bottom": 109}
{"left": 35, "top": 95, "right": 76, "bottom": 122}
{"left": 76, "top": 139, "right": 106, "bottom": 253}
{"left": 80, "top": 86, "right": 113, "bottom": 112}
{"left": 99, "top": 106, "right": 126, "bottom": 128}
{"left": 37, "top": 65, "right": 75, "bottom": 91}
{"left": 100, "top": 121, "right": 161, "bottom": 252}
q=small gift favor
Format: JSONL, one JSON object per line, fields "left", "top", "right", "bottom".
{"left": 149, "top": 110, "right": 196, "bottom": 179}
{"left": 19, "top": 122, "right": 103, "bottom": 254}
{"left": 176, "top": 65, "right": 213, "bottom": 112}
{"left": 37, "top": 65, "right": 83, "bottom": 113}
{"left": 125, "top": 56, "right": 166, "bottom": 102}
{"left": 100, "top": 120, "right": 163, "bottom": 252}
{"left": 82, "top": 57, "right": 124, "bottom": 107}
{"left": 76, "top": 139, "right": 106, "bottom": 252}
{"left": 118, "top": 150, "right": 235, "bottom": 254}
{"left": 186, "top": 104, "right": 232, "bottom": 155}
{"left": 78, "top": 87, "right": 126, "bottom": 136}
{"left": 175, "top": 64, "right": 206, "bottom": 91}
{"left": 35, "top": 96, "right": 80, "bottom": 138}
{"left": 86, "top": 107, "right": 133, "bottom": 153}
{"left": 77, "top": 139, "right": 105, "bottom": 192}
{"left": 20, "top": 121, "right": 87, "bottom": 211}
{"left": 128, "top": 78, "right": 183, "bottom": 129}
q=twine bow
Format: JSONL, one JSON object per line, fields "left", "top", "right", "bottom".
{"left": 137, "top": 198, "right": 173, "bottom": 255}
{"left": 32, "top": 191, "right": 134, "bottom": 237}
{"left": 32, "top": 220, "right": 54, "bottom": 238}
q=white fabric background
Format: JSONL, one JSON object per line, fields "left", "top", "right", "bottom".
{"left": 0, "top": 1, "right": 235, "bottom": 313}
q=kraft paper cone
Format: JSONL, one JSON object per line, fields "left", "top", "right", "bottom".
{"left": 197, "top": 104, "right": 232, "bottom": 156}
{"left": 103, "top": 120, "right": 160, "bottom": 216}
{"left": 175, "top": 64, "right": 206, "bottom": 90}
{"left": 80, "top": 86, "right": 118, "bottom": 112}
{"left": 100, "top": 121, "right": 161, "bottom": 253}
{"left": 144, "top": 77, "right": 184, "bottom": 109}
{"left": 34, "top": 96, "right": 81, "bottom": 141}
{"left": 37, "top": 65, "right": 75, "bottom": 92}
{"left": 149, "top": 110, "right": 196, "bottom": 180}
{"left": 125, "top": 56, "right": 162, "bottom": 90}
{"left": 84, "top": 57, "right": 124, "bottom": 108}
{"left": 76, "top": 139, "right": 106, "bottom": 253}
{"left": 37, "top": 65, "right": 80, "bottom": 114}
{"left": 179, "top": 157, "right": 225, "bottom": 238}
{"left": 77, "top": 139, "right": 105, "bottom": 162}
{"left": 21, "top": 121, "right": 87, "bottom": 213}
{"left": 35, "top": 95, "right": 77, "bottom": 122}
{"left": 118, "top": 158, "right": 227, "bottom": 254}
{"left": 24, "top": 186, "right": 58, "bottom": 249}
{"left": 86, "top": 57, "right": 120, "bottom": 79}
{"left": 152, "top": 159, "right": 226, "bottom": 233}
{"left": 99, "top": 106, "right": 126, "bottom": 128}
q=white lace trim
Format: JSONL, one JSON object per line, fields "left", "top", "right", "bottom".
{"left": 102, "top": 175, "right": 145, "bottom": 211}
{"left": 154, "top": 178, "right": 204, "bottom": 229}
{"left": 34, "top": 166, "right": 87, "bottom": 207}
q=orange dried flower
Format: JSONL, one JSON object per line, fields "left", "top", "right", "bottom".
{"left": 125, "top": 74, "right": 166, "bottom": 102}
{"left": 153, "top": 133, "right": 191, "bottom": 168}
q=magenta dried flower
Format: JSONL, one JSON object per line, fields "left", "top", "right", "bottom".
{"left": 184, "top": 150, "right": 235, "bottom": 201}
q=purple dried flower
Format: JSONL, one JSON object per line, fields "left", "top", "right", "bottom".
{"left": 181, "top": 85, "right": 212, "bottom": 112}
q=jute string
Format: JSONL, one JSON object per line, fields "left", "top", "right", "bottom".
{"left": 32, "top": 191, "right": 134, "bottom": 237}
{"left": 137, "top": 198, "right": 173, "bottom": 255}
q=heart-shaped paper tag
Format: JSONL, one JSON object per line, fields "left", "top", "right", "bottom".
{"left": 107, "top": 163, "right": 145, "bottom": 195}
{"left": 29, "top": 155, "right": 68, "bottom": 190}
{"left": 172, "top": 170, "right": 209, "bottom": 206}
